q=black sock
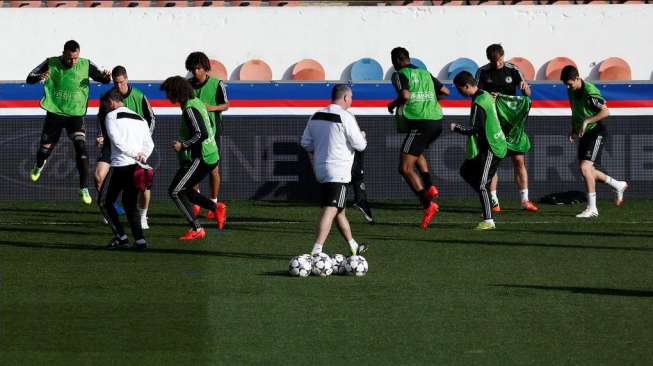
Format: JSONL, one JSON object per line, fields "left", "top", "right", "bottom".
{"left": 36, "top": 146, "right": 52, "bottom": 168}
{"left": 417, "top": 189, "right": 431, "bottom": 209}
{"left": 420, "top": 171, "right": 433, "bottom": 188}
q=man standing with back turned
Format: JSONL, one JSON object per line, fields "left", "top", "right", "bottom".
{"left": 26, "top": 40, "right": 111, "bottom": 204}
{"left": 301, "top": 85, "right": 369, "bottom": 256}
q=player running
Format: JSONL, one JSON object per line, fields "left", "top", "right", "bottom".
{"left": 560, "top": 65, "right": 628, "bottom": 218}
{"left": 449, "top": 71, "right": 506, "bottom": 230}
{"left": 387, "top": 47, "right": 449, "bottom": 229}
{"left": 161, "top": 76, "right": 221, "bottom": 240}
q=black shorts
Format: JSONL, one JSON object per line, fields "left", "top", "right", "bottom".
{"left": 97, "top": 144, "right": 111, "bottom": 164}
{"left": 40, "top": 112, "right": 85, "bottom": 145}
{"left": 401, "top": 119, "right": 443, "bottom": 156}
{"left": 578, "top": 125, "right": 606, "bottom": 163}
{"left": 506, "top": 149, "right": 525, "bottom": 158}
{"left": 320, "top": 183, "right": 348, "bottom": 209}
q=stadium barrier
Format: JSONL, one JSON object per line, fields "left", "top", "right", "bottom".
{"left": 1, "top": 82, "right": 652, "bottom": 201}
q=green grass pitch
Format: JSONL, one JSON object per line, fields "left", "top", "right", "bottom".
{"left": 1, "top": 199, "right": 652, "bottom": 365}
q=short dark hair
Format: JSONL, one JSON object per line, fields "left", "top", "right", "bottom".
{"left": 486, "top": 44, "right": 504, "bottom": 61}
{"left": 63, "top": 40, "right": 80, "bottom": 52}
{"left": 391, "top": 47, "right": 410, "bottom": 62}
{"left": 160, "top": 76, "right": 195, "bottom": 104}
{"left": 185, "top": 51, "right": 211, "bottom": 72}
{"left": 331, "top": 84, "right": 351, "bottom": 102}
{"left": 100, "top": 88, "right": 124, "bottom": 112}
{"left": 453, "top": 71, "right": 477, "bottom": 88}
{"left": 111, "top": 65, "right": 128, "bottom": 79}
{"left": 560, "top": 65, "right": 579, "bottom": 82}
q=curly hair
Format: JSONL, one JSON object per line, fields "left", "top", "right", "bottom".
{"left": 185, "top": 51, "right": 211, "bottom": 72}
{"left": 160, "top": 76, "right": 195, "bottom": 104}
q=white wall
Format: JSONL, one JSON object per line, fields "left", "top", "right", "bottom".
{"left": 1, "top": 5, "right": 651, "bottom": 81}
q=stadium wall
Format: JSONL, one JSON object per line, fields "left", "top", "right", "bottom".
{"left": 0, "top": 5, "right": 652, "bottom": 81}
{"left": 2, "top": 114, "right": 652, "bottom": 201}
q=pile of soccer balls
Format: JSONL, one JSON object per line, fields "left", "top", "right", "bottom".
{"left": 288, "top": 253, "right": 368, "bottom": 277}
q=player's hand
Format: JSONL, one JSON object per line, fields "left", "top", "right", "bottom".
{"left": 173, "top": 140, "right": 182, "bottom": 152}
{"left": 40, "top": 71, "right": 50, "bottom": 82}
{"left": 567, "top": 130, "right": 576, "bottom": 144}
{"left": 579, "top": 120, "right": 590, "bottom": 138}
{"left": 96, "top": 136, "right": 104, "bottom": 148}
{"left": 520, "top": 81, "right": 529, "bottom": 91}
{"left": 449, "top": 122, "right": 456, "bottom": 132}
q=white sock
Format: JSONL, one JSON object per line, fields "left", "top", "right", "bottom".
{"left": 138, "top": 208, "right": 148, "bottom": 218}
{"left": 119, "top": 234, "right": 128, "bottom": 241}
{"left": 311, "top": 243, "right": 323, "bottom": 255}
{"left": 490, "top": 190, "right": 498, "bottom": 202}
{"left": 604, "top": 176, "right": 624, "bottom": 191}
{"left": 484, "top": 219, "right": 495, "bottom": 225}
{"left": 520, "top": 189, "right": 529, "bottom": 202}
{"left": 348, "top": 238, "right": 359, "bottom": 255}
{"left": 588, "top": 192, "right": 597, "bottom": 210}
{"left": 211, "top": 198, "right": 218, "bottom": 204}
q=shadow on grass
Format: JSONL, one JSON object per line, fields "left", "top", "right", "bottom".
{"left": 0, "top": 240, "right": 290, "bottom": 261}
{"left": 0, "top": 226, "right": 101, "bottom": 236}
{"left": 363, "top": 235, "right": 653, "bottom": 252}
{"left": 0, "top": 207, "right": 98, "bottom": 216}
{"left": 500, "top": 228, "right": 653, "bottom": 239}
{"left": 258, "top": 270, "right": 292, "bottom": 277}
{"left": 491, "top": 284, "right": 653, "bottom": 298}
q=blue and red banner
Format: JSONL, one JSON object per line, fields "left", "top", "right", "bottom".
{"left": 1, "top": 81, "right": 652, "bottom": 116}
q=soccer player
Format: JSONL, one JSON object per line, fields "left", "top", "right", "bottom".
{"left": 161, "top": 76, "right": 221, "bottom": 240}
{"left": 387, "top": 47, "right": 449, "bottom": 229}
{"left": 560, "top": 65, "right": 628, "bottom": 218}
{"left": 449, "top": 71, "right": 506, "bottom": 230}
{"left": 351, "top": 145, "right": 373, "bottom": 223}
{"left": 476, "top": 44, "right": 538, "bottom": 213}
{"left": 301, "top": 85, "right": 368, "bottom": 256}
{"left": 96, "top": 66, "right": 156, "bottom": 228}
{"left": 26, "top": 40, "right": 111, "bottom": 204}
{"left": 185, "top": 52, "right": 229, "bottom": 229}
{"left": 97, "top": 89, "right": 154, "bottom": 250}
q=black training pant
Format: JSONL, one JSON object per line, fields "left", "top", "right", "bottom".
{"left": 98, "top": 164, "right": 143, "bottom": 241}
{"left": 460, "top": 150, "right": 503, "bottom": 220}
{"left": 169, "top": 159, "right": 218, "bottom": 230}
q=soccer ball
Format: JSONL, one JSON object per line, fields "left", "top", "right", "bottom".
{"left": 288, "top": 255, "right": 312, "bottom": 277}
{"left": 345, "top": 255, "right": 368, "bottom": 276}
{"left": 331, "top": 254, "right": 346, "bottom": 275}
{"left": 311, "top": 253, "right": 334, "bottom": 277}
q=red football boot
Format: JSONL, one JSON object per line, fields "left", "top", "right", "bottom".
{"left": 420, "top": 202, "right": 439, "bottom": 230}
{"left": 178, "top": 227, "right": 206, "bottom": 241}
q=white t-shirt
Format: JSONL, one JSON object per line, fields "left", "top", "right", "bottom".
{"left": 105, "top": 106, "right": 154, "bottom": 167}
{"left": 300, "top": 104, "right": 367, "bottom": 183}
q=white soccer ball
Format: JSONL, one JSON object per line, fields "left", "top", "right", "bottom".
{"left": 345, "top": 255, "right": 368, "bottom": 277}
{"left": 311, "top": 253, "right": 334, "bottom": 277}
{"left": 288, "top": 255, "right": 312, "bottom": 277}
{"left": 331, "top": 254, "right": 347, "bottom": 275}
